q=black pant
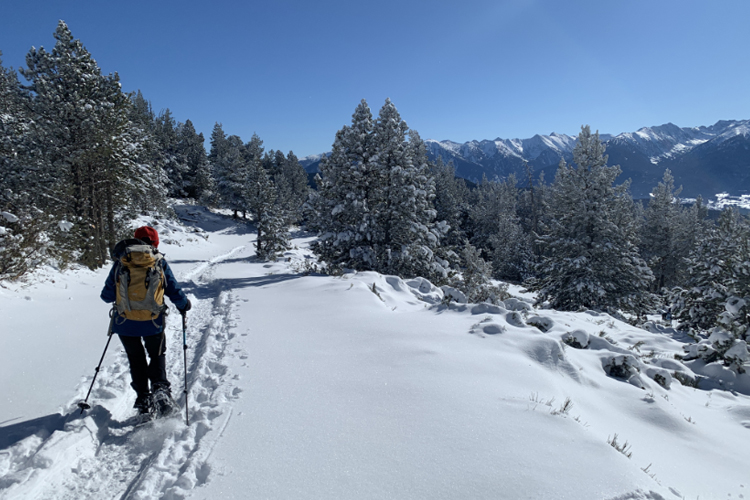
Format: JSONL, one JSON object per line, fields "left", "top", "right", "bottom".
{"left": 119, "top": 333, "right": 170, "bottom": 396}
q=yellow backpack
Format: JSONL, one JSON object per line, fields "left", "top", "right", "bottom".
{"left": 114, "top": 241, "right": 167, "bottom": 322}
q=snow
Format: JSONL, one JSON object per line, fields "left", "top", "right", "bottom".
{"left": 427, "top": 133, "right": 578, "bottom": 163}
{"left": 1, "top": 203, "right": 749, "bottom": 499}
{"left": 690, "top": 192, "right": 750, "bottom": 211}
{"left": 710, "top": 121, "right": 750, "bottom": 145}
{"left": 1, "top": 212, "right": 18, "bottom": 223}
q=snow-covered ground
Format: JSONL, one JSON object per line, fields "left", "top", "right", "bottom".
{"left": 1, "top": 203, "right": 749, "bottom": 499}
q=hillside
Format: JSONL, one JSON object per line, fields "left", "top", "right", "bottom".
{"left": 1, "top": 204, "right": 748, "bottom": 499}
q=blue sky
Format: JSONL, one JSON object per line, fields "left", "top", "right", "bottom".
{"left": 1, "top": 0, "right": 749, "bottom": 158}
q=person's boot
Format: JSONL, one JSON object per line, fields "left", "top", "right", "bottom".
{"left": 134, "top": 392, "right": 154, "bottom": 423}
{"left": 152, "top": 384, "right": 178, "bottom": 418}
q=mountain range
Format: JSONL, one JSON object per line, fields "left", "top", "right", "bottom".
{"left": 301, "top": 120, "right": 750, "bottom": 199}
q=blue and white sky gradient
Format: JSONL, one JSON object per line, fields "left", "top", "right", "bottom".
{"left": 1, "top": 0, "right": 748, "bottom": 157}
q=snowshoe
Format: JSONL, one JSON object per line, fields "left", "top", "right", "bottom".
{"left": 134, "top": 393, "right": 155, "bottom": 425}
{"left": 152, "top": 386, "right": 179, "bottom": 418}
{"left": 136, "top": 411, "right": 154, "bottom": 426}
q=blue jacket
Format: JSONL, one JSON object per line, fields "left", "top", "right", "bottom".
{"left": 101, "top": 258, "right": 188, "bottom": 337}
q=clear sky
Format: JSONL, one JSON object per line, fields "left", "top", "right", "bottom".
{"left": 1, "top": 0, "right": 749, "bottom": 158}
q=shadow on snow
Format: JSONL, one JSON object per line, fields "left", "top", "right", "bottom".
{"left": 0, "top": 404, "right": 141, "bottom": 451}
{"left": 182, "top": 273, "right": 317, "bottom": 301}
{"left": 173, "top": 204, "right": 257, "bottom": 236}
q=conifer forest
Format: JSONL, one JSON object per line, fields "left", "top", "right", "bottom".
{"left": 2, "top": 21, "right": 748, "bottom": 371}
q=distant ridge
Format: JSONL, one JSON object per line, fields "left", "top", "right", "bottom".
{"left": 301, "top": 120, "right": 750, "bottom": 198}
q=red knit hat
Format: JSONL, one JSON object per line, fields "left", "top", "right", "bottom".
{"left": 134, "top": 226, "right": 159, "bottom": 248}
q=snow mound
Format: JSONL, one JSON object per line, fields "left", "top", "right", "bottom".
{"left": 562, "top": 329, "right": 590, "bottom": 348}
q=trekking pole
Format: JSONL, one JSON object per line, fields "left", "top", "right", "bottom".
{"left": 78, "top": 307, "right": 116, "bottom": 414}
{"left": 181, "top": 311, "right": 189, "bottom": 426}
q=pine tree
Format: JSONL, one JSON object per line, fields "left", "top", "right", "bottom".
{"left": 430, "top": 157, "right": 470, "bottom": 269}
{"left": 215, "top": 135, "right": 250, "bottom": 218}
{"left": 431, "top": 157, "right": 469, "bottom": 243}
{"left": 128, "top": 90, "right": 160, "bottom": 174}
{"left": 517, "top": 161, "right": 548, "bottom": 258}
{"left": 640, "top": 169, "right": 688, "bottom": 291}
{"left": 0, "top": 51, "right": 51, "bottom": 278}
{"left": 129, "top": 90, "right": 154, "bottom": 131}
{"left": 20, "top": 21, "right": 165, "bottom": 267}
{"left": 671, "top": 208, "right": 750, "bottom": 332}
{"left": 670, "top": 208, "right": 750, "bottom": 372}
{"left": 0, "top": 50, "right": 27, "bottom": 205}
{"left": 271, "top": 150, "right": 309, "bottom": 224}
{"left": 240, "top": 133, "right": 266, "bottom": 218}
{"left": 370, "top": 101, "right": 445, "bottom": 280}
{"left": 313, "top": 100, "right": 376, "bottom": 269}
{"left": 210, "top": 127, "right": 254, "bottom": 218}
{"left": 177, "top": 119, "right": 211, "bottom": 200}
{"left": 204, "top": 122, "right": 228, "bottom": 207}
{"left": 249, "top": 161, "right": 290, "bottom": 261}
{"left": 468, "top": 175, "right": 532, "bottom": 282}
{"left": 530, "top": 125, "right": 653, "bottom": 313}
{"left": 155, "top": 108, "right": 190, "bottom": 197}
{"left": 459, "top": 242, "right": 509, "bottom": 304}
{"left": 312, "top": 98, "right": 446, "bottom": 280}
{"left": 672, "top": 195, "right": 709, "bottom": 286}
{"left": 208, "top": 122, "right": 228, "bottom": 166}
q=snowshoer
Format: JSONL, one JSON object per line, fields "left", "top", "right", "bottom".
{"left": 100, "top": 226, "right": 191, "bottom": 420}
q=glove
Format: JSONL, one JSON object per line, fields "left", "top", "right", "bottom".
{"left": 178, "top": 299, "right": 192, "bottom": 315}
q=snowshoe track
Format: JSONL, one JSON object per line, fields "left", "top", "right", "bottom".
{"left": 0, "top": 246, "right": 246, "bottom": 500}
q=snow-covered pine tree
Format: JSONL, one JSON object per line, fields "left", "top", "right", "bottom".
{"left": 670, "top": 208, "right": 750, "bottom": 371}
{"left": 177, "top": 119, "right": 212, "bottom": 200}
{"left": 459, "top": 242, "right": 509, "bottom": 304}
{"left": 313, "top": 98, "right": 446, "bottom": 280}
{"left": 127, "top": 91, "right": 162, "bottom": 176}
{"left": 430, "top": 156, "right": 470, "bottom": 271}
{"left": 208, "top": 122, "right": 228, "bottom": 166}
{"left": 264, "top": 150, "right": 292, "bottom": 222}
{"left": 0, "top": 51, "right": 50, "bottom": 279}
{"left": 671, "top": 208, "right": 748, "bottom": 331}
{"left": 468, "top": 174, "right": 532, "bottom": 282}
{"left": 370, "top": 101, "right": 445, "bottom": 280}
{"left": 129, "top": 90, "right": 154, "bottom": 131}
{"left": 0, "top": 51, "right": 27, "bottom": 207}
{"left": 212, "top": 134, "right": 250, "bottom": 218}
{"left": 431, "top": 157, "right": 470, "bottom": 247}
{"left": 313, "top": 100, "right": 375, "bottom": 269}
{"left": 239, "top": 133, "right": 290, "bottom": 255}
{"left": 240, "top": 133, "right": 266, "bottom": 218}
{"left": 530, "top": 125, "right": 654, "bottom": 314}
{"left": 248, "top": 160, "right": 290, "bottom": 261}
{"left": 154, "top": 108, "right": 189, "bottom": 197}
{"left": 640, "top": 169, "right": 689, "bottom": 291}
{"left": 517, "top": 161, "right": 548, "bottom": 258}
{"left": 672, "top": 195, "right": 709, "bottom": 286}
{"left": 271, "top": 150, "right": 309, "bottom": 224}
{"left": 20, "top": 21, "right": 165, "bottom": 267}
{"left": 205, "top": 122, "right": 229, "bottom": 207}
